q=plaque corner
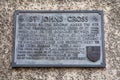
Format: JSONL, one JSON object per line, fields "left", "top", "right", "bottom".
{"left": 97, "top": 10, "right": 104, "bottom": 15}
{"left": 100, "top": 61, "right": 106, "bottom": 68}
{"left": 14, "top": 10, "right": 21, "bottom": 15}
{"left": 12, "top": 61, "right": 17, "bottom": 67}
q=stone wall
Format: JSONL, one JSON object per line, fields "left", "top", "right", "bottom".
{"left": 0, "top": 0, "right": 120, "bottom": 80}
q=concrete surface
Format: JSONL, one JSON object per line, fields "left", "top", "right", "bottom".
{"left": 0, "top": 0, "right": 120, "bottom": 80}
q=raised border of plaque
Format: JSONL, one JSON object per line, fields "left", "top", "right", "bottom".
{"left": 12, "top": 10, "right": 105, "bottom": 67}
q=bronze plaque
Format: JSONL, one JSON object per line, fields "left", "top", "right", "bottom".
{"left": 12, "top": 10, "right": 105, "bottom": 67}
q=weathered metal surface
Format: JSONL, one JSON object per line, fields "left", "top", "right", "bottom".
{"left": 12, "top": 10, "right": 105, "bottom": 67}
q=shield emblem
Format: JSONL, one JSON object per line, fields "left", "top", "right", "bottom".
{"left": 86, "top": 46, "right": 100, "bottom": 62}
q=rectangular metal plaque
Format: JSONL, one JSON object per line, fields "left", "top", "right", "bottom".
{"left": 12, "top": 10, "right": 105, "bottom": 67}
